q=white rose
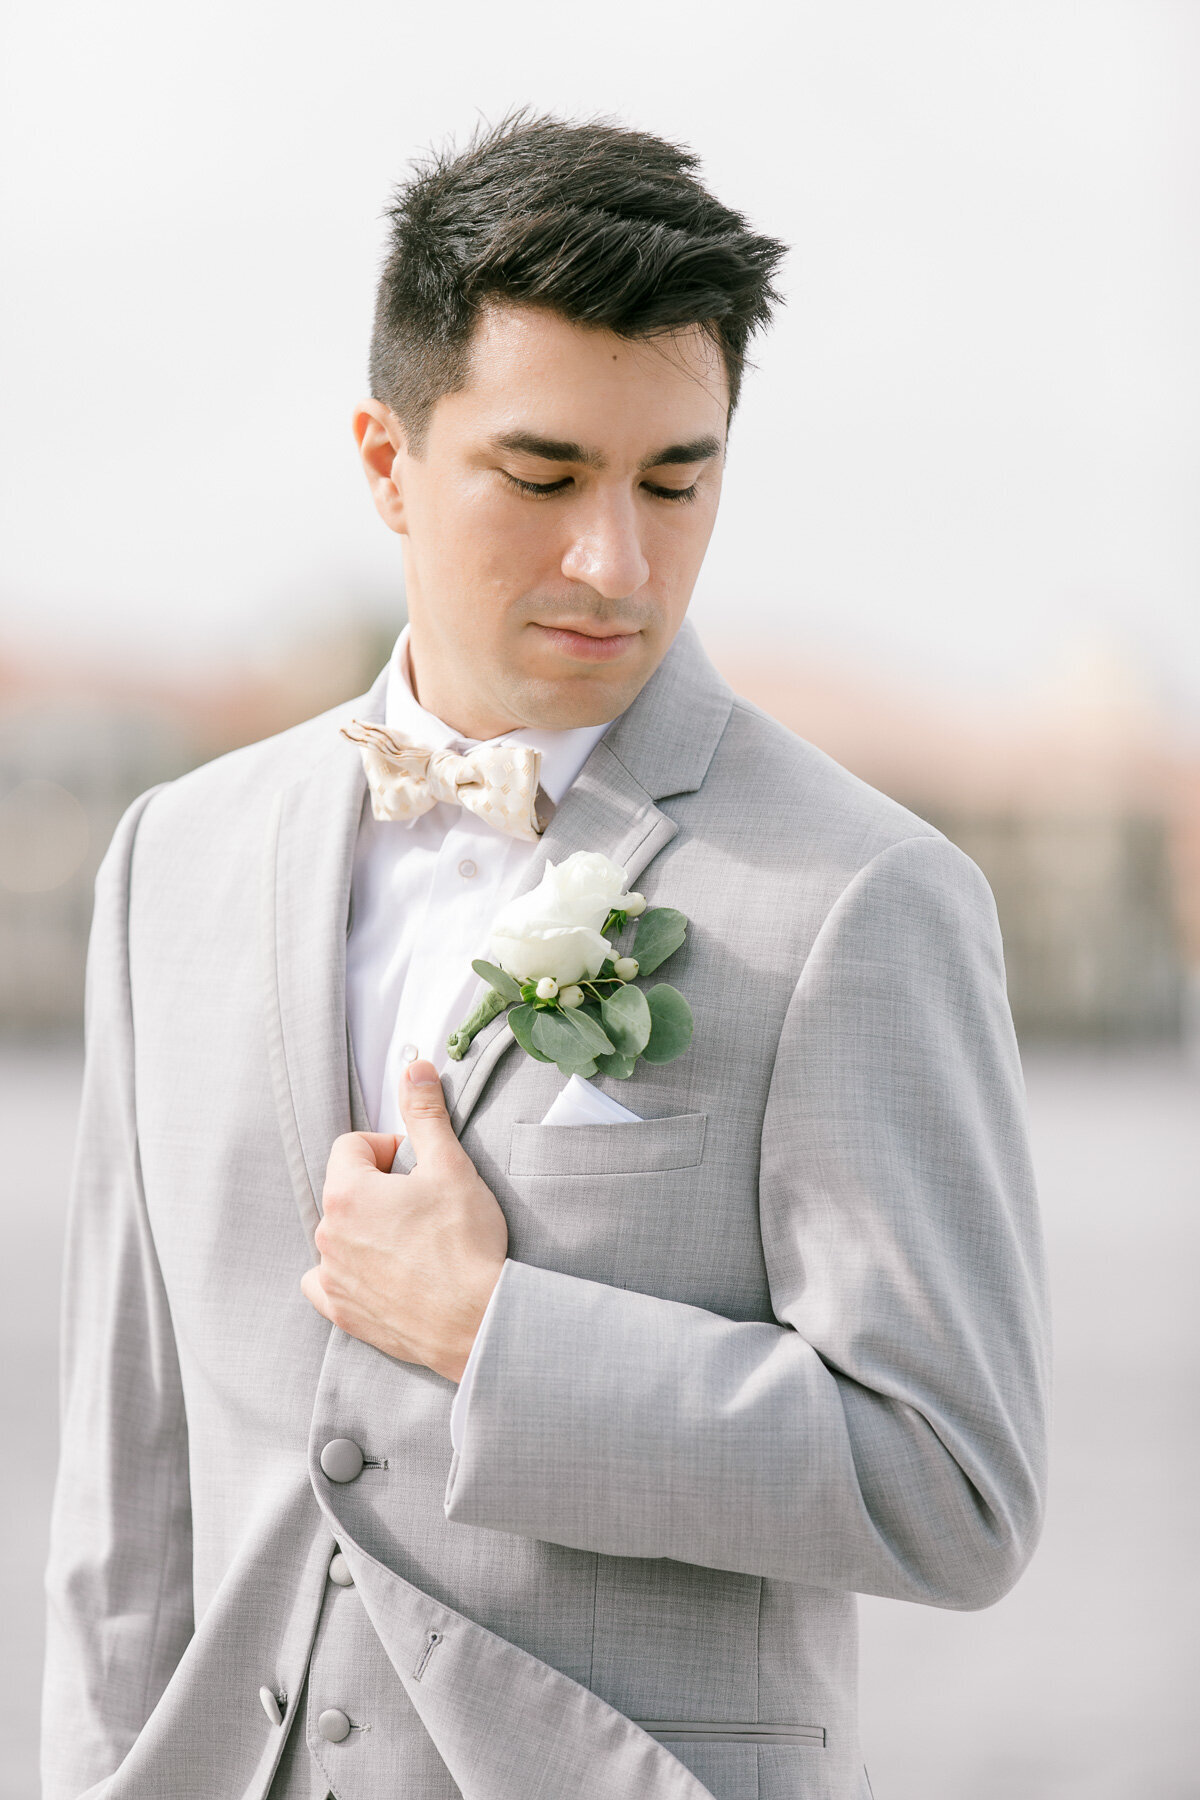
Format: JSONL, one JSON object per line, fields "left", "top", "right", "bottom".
{"left": 536, "top": 851, "right": 630, "bottom": 929}
{"left": 488, "top": 850, "right": 630, "bottom": 987}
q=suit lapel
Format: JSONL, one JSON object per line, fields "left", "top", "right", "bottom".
{"left": 262, "top": 669, "right": 386, "bottom": 1248}
{"left": 432, "top": 748, "right": 680, "bottom": 1146}
{"left": 431, "top": 620, "right": 733, "bottom": 1147}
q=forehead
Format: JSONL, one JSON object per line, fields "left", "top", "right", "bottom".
{"left": 436, "top": 303, "right": 729, "bottom": 455}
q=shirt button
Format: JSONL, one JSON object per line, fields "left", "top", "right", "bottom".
{"left": 318, "top": 1708, "right": 352, "bottom": 1743}
{"left": 328, "top": 1552, "right": 354, "bottom": 1588}
{"left": 401, "top": 1042, "right": 418, "bottom": 1064}
{"left": 259, "top": 1686, "right": 283, "bottom": 1727}
{"left": 458, "top": 859, "right": 477, "bottom": 879}
{"left": 319, "top": 1438, "right": 364, "bottom": 1483}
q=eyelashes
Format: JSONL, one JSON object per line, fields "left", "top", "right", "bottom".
{"left": 502, "top": 474, "right": 572, "bottom": 497}
{"left": 643, "top": 480, "right": 700, "bottom": 505}
{"left": 500, "top": 472, "right": 699, "bottom": 505}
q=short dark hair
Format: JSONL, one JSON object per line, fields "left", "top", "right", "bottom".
{"left": 368, "top": 111, "right": 786, "bottom": 451}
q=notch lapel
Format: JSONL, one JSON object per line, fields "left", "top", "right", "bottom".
{"left": 262, "top": 672, "right": 386, "bottom": 1249}
{"left": 428, "top": 747, "right": 680, "bottom": 1150}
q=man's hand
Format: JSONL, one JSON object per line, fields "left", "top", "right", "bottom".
{"left": 300, "top": 1060, "right": 508, "bottom": 1382}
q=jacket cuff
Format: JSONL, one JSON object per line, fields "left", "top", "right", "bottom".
{"left": 448, "top": 1257, "right": 511, "bottom": 1452}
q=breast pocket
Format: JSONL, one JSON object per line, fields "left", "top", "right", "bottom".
{"left": 507, "top": 1113, "right": 707, "bottom": 1177}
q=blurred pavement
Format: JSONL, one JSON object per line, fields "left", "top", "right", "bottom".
{"left": 2, "top": 1041, "right": 1197, "bottom": 1800}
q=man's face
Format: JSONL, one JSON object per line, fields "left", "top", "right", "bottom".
{"left": 355, "top": 303, "right": 728, "bottom": 737}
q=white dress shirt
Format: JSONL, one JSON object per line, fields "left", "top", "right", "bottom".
{"left": 346, "top": 626, "right": 614, "bottom": 1136}
{"left": 344, "top": 627, "right": 615, "bottom": 1449}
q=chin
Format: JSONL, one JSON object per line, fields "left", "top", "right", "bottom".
{"left": 514, "top": 665, "right": 645, "bottom": 731}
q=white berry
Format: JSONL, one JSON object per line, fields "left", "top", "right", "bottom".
{"left": 613, "top": 957, "right": 639, "bottom": 981}
{"left": 623, "top": 892, "right": 647, "bottom": 917}
{"left": 535, "top": 976, "right": 559, "bottom": 1000}
{"left": 559, "top": 984, "right": 585, "bottom": 1008}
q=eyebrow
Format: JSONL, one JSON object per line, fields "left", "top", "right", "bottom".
{"left": 489, "top": 430, "right": 723, "bottom": 472}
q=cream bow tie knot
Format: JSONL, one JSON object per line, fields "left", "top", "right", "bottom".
{"left": 341, "top": 719, "right": 545, "bottom": 842}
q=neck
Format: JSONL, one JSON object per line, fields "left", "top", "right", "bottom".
{"left": 405, "top": 633, "right": 521, "bottom": 741}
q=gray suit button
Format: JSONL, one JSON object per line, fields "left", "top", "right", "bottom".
{"left": 318, "top": 1707, "right": 352, "bottom": 1743}
{"left": 320, "top": 1438, "right": 364, "bottom": 1483}
{"left": 328, "top": 1552, "right": 354, "bottom": 1587}
{"left": 259, "top": 1686, "right": 283, "bottom": 1727}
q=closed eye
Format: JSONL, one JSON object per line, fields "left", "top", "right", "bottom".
{"left": 502, "top": 473, "right": 573, "bottom": 497}
{"left": 501, "top": 472, "right": 700, "bottom": 503}
{"left": 642, "top": 480, "right": 699, "bottom": 504}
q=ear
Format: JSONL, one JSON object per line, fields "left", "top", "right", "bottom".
{"left": 353, "top": 399, "right": 409, "bottom": 534}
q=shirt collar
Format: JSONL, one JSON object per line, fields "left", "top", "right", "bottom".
{"left": 383, "top": 624, "right": 615, "bottom": 808}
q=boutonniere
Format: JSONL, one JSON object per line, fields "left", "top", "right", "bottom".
{"left": 447, "top": 851, "right": 693, "bottom": 1081}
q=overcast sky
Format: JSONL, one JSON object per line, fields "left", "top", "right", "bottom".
{"left": 1, "top": 0, "right": 1196, "bottom": 717}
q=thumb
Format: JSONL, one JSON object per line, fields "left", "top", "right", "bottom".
{"left": 396, "top": 1059, "right": 464, "bottom": 1167}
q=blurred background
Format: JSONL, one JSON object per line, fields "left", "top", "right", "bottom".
{"left": 2, "top": 2, "right": 1197, "bottom": 1796}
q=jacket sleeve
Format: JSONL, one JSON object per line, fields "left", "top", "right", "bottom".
{"left": 443, "top": 835, "right": 1051, "bottom": 1610}
{"left": 41, "top": 789, "right": 195, "bottom": 1799}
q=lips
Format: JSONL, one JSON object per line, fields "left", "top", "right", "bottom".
{"left": 533, "top": 623, "right": 640, "bottom": 662}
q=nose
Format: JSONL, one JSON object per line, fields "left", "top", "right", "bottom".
{"left": 560, "top": 491, "right": 650, "bottom": 600}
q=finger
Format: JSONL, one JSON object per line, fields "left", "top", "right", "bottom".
{"left": 325, "top": 1130, "right": 399, "bottom": 1186}
{"left": 300, "top": 1266, "right": 333, "bottom": 1320}
{"left": 396, "top": 1059, "right": 466, "bottom": 1168}
{"left": 359, "top": 1130, "right": 401, "bottom": 1171}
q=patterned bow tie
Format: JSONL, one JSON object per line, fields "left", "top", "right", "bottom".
{"left": 341, "top": 719, "right": 545, "bottom": 842}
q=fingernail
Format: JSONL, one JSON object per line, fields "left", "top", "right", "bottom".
{"left": 406, "top": 1059, "right": 440, "bottom": 1087}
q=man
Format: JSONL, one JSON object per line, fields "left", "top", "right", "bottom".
{"left": 42, "top": 114, "right": 1049, "bottom": 1800}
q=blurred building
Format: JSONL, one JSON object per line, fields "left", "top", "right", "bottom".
{"left": 717, "top": 638, "right": 1197, "bottom": 1043}
{"left": 0, "top": 622, "right": 1195, "bottom": 1041}
{"left": 922, "top": 812, "right": 1181, "bottom": 1039}
{"left": 0, "top": 701, "right": 195, "bottom": 1026}
{"left": 0, "top": 617, "right": 395, "bottom": 1029}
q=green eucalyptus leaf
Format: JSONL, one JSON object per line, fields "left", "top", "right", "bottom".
{"left": 470, "top": 959, "right": 523, "bottom": 1003}
{"left": 595, "top": 1050, "right": 638, "bottom": 1080}
{"left": 631, "top": 907, "right": 688, "bottom": 975}
{"left": 567, "top": 1007, "right": 617, "bottom": 1056}
{"left": 641, "top": 983, "right": 694, "bottom": 1064}
{"left": 600, "top": 983, "right": 652, "bottom": 1056}
{"left": 556, "top": 1058, "right": 598, "bottom": 1079}
{"left": 532, "top": 1005, "right": 614, "bottom": 1064}
{"left": 508, "top": 1003, "right": 554, "bottom": 1063}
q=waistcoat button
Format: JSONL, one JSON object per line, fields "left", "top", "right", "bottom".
{"left": 259, "top": 1686, "right": 283, "bottom": 1727}
{"left": 318, "top": 1707, "right": 352, "bottom": 1743}
{"left": 319, "top": 1438, "right": 364, "bottom": 1483}
{"left": 328, "top": 1551, "right": 355, "bottom": 1587}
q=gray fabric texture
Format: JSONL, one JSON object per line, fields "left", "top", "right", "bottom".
{"left": 41, "top": 619, "right": 1049, "bottom": 1800}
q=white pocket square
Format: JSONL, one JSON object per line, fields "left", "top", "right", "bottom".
{"left": 539, "top": 1073, "right": 642, "bottom": 1127}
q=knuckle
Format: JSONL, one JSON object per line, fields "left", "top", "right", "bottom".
{"left": 316, "top": 1269, "right": 344, "bottom": 1313}
{"left": 407, "top": 1095, "right": 447, "bottom": 1122}
{"left": 322, "top": 1178, "right": 351, "bottom": 1216}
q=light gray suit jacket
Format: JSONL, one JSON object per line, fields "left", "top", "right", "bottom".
{"left": 41, "top": 621, "right": 1049, "bottom": 1800}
